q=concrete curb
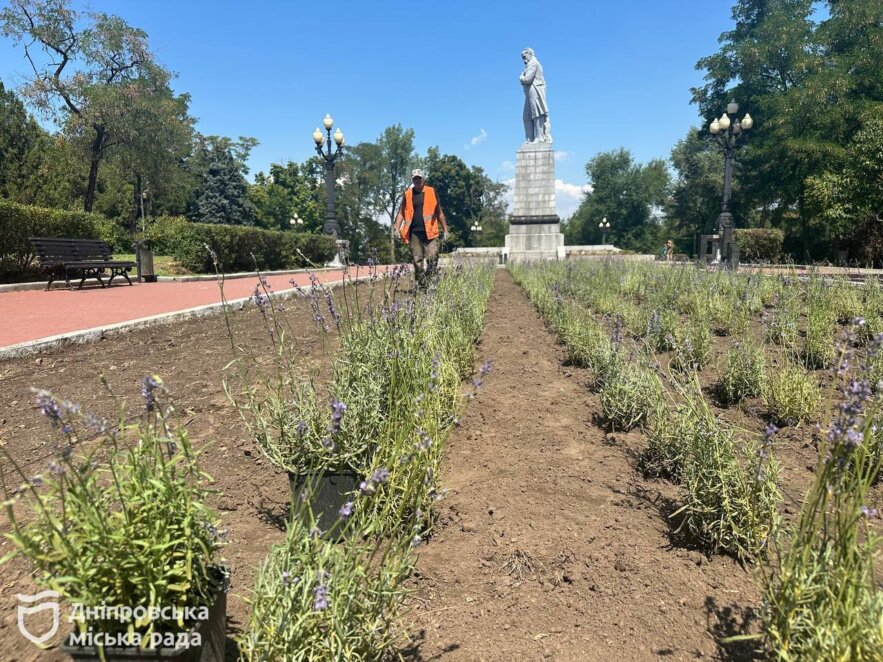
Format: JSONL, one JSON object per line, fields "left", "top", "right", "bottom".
{"left": 0, "top": 266, "right": 342, "bottom": 293}
{"left": 0, "top": 275, "right": 363, "bottom": 361}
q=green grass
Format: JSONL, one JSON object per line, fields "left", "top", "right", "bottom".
{"left": 114, "top": 254, "right": 191, "bottom": 277}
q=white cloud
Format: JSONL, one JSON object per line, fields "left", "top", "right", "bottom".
{"left": 499, "top": 177, "right": 591, "bottom": 221}
{"left": 500, "top": 160, "right": 515, "bottom": 171}
{"left": 467, "top": 128, "right": 488, "bottom": 148}
{"left": 553, "top": 150, "right": 572, "bottom": 161}
{"left": 555, "top": 179, "right": 592, "bottom": 219}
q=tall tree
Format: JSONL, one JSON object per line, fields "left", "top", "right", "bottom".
{"left": 370, "top": 125, "right": 417, "bottom": 260}
{"left": 1, "top": 0, "right": 179, "bottom": 212}
{"left": 189, "top": 136, "right": 256, "bottom": 225}
{"left": 423, "top": 149, "right": 484, "bottom": 249}
{"left": 565, "top": 149, "right": 670, "bottom": 253}
{"left": 250, "top": 160, "right": 323, "bottom": 232}
{"left": 0, "top": 78, "right": 42, "bottom": 197}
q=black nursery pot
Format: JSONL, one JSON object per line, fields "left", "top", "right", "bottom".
{"left": 61, "top": 567, "right": 228, "bottom": 662}
{"left": 288, "top": 470, "right": 360, "bottom": 536}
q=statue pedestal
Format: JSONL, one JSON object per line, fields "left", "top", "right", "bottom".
{"left": 506, "top": 142, "right": 564, "bottom": 262}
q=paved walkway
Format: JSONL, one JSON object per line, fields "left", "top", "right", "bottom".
{"left": 0, "top": 269, "right": 360, "bottom": 350}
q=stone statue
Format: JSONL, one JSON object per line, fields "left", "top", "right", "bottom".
{"left": 520, "top": 48, "right": 552, "bottom": 144}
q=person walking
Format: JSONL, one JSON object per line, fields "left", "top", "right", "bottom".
{"left": 395, "top": 169, "right": 449, "bottom": 288}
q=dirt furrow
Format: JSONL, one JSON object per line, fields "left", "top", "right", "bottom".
{"left": 406, "top": 269, "right": 759, "bottom": 661}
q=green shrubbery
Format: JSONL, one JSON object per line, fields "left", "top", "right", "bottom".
{"left": 0, "top": 199, "right": 336, "bottom": 280}
{"left": 146, "top": 216, "right": 336, "bottom": 273}
{"left": 0, "top": 198, "right": 124, "bottom": 277}
{"left": 735, "top": 228, "right": 784, "bottom": 263}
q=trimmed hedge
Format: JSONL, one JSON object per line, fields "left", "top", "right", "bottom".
{"left": 0, "top": 198, "right": 124, "bottom": 277}
{"left": 0, "top": 199, "right": 338, "bottom": 280}
{"left": 734, "top": 228, "right": 784, "bottom": 263}
{"left": 145, "top": 216, "right": 337, "bottom": 273}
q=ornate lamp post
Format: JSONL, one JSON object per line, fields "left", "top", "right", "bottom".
{"left": 599, "top": 217, "right": 610, "bottom": 245}
{"left": 470, "top": 219, "right": 483, "bottom": 233}
{"left": 289, "top": 212, "right": 304, "bottom": 228}
{"left": 313, "top": 114, "right": 345, "bottom": 266}
{"left": 709, "top": 102, "right": 753, "bottom": 268}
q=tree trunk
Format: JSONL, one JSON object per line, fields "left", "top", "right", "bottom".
{"left": 84, "top": 125, "right": 106, "bottom": 213}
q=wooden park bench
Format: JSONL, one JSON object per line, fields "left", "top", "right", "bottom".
{"left": 29, "top": 237, "right": 136, "bottom": 290}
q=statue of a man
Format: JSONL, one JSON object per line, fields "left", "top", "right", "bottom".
{"left": 520, "top": 48, "right": 552, "bottom": 144}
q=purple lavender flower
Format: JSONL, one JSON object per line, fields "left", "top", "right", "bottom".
{"left": 141, "top": 375, "right": 162, "bottom": 412}
{"left": 479, "top": 360, "right": 493, "bottom": 377}
{"left": 324, "top": 290, "right": 341, "bottom": 329}
{"left": 416, "top": 433, "right": 432, "bottom": 451}
{"left": 411, "top": 534, "right": 422, "bottom": 547}
{"left": 48, "top": 461, "right": 65, "bottom": 476}
{"left": 861, "top": 505, "right": 880, "bottom": 519}
{"left": 328, "top": 399, "right": 347, "bottom": 436}
{"left": 34, "top": 390, "right": 62, "bottom": 425}
{"left": 359, "top": 466, "right": 390, "bottom": 495}
{"left": 339, "top": 501, "right": 354, "bottom": 519}
{"left": 251, "top": 286, "right": 270, "bottom": 314}
{"left": 312, "top": 583, "right": 329, "bottom": 611}
{"left": 764, "top": 423, "right": 779, "bottom": 439}
{"left": 84, "top": 413, "right": 109, "bottom": 434}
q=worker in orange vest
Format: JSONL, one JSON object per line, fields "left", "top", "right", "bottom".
{"left": 394, "top": 169, "right": 450, "bottom": 289}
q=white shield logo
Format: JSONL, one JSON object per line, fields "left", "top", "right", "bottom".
{"left": 17, "top": 590, "right": 60, "bottom": 646}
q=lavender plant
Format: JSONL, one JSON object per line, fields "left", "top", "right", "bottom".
{"left": 238, "top": 514, "right": 414, "bottom": 661}
{"left": 718, "top": 341, "right": 766, "bottom": 405}
{"left": 670, "top": 383, "right": 780, "bottom": 560}
{"left": 761, "top": 325, "right": 883, "bottom": 659}
{"left": 1, "top": 380, "right": 225, "bottom": 646}
{"left": 600, "top": 365, "right": 663, "bottom": 431}
{"left": 764, "top": 361, "right": 822, "bottom": 426}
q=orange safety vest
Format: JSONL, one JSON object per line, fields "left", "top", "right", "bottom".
{"left": 399, "top": 185, "right": 440, "bottom": 243}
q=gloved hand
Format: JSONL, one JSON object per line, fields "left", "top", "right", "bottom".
{"left": 443, "top": 230, "right": 450, "bottom": 242}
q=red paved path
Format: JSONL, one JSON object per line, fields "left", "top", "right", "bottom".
{"left": 0, "top": 270, "right": 360, "bottom": 349}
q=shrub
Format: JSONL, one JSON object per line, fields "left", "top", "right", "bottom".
{"left": 671, "top": 387, "right": 780, "bottom": 560}
{"left": 146, "top": 216, "right": 336, "bottom": 273}
{"left": 803, "top": 305, "right": 837, "bottom": 370}
{"left": 764, "top": 362, "right": 821, "bottom": 426}
{"left": 719, "top": 341, "right": 766, "bottom": 405}
{"left": 671, "top": 322, "right": 711, "bottom": 372}
{"left": 735, "top": 228, "right": 784, "bottom": 262}
{"left": 238, "top": 516, "right": 413, "bottom": 661}
{"left": 0, "top": 380, "right": 224, "bottom": 644}
{"left": 0, "top": 198, "right": 124, "bottom": 277}
{"left": 762, "top": 379, "right": 883, "bottom": 659}
{"left": 600, "top": 366, "right": 663, "bottom": 431}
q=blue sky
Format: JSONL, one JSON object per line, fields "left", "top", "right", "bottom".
{"left": 0, "top": 0, "right": 741, "bottom": 219}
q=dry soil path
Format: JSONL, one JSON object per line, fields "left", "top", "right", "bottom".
{"left": 406, "top": 269, "right": 759, "bottom": 661}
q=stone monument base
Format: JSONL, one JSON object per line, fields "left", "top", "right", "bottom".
{"left": 505, "top": 221, "right": 565, "bottom": 262}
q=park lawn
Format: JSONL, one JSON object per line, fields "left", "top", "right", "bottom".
{"left": 113, "top": 253, "right": 192, "bottom": 277}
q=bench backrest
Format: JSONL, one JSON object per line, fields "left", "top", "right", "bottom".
{"left": 29, "top": 237, "right": 114, "bottom": 265}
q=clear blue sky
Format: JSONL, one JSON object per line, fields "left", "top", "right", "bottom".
{"left": 0, "top": 0, "right": 740, "bottom": 218}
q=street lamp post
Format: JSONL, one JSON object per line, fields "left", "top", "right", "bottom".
{"left": 599, "top": 217, "right": 611, "bottom": 245}
{"left": 289, "top": 212, "right": 304, "bottom": 229}
{"left": 313, "top": 115, "right": 346, "bottom": 266}
{"left": 709, "top": 102, "right": 753, "bottom": 268}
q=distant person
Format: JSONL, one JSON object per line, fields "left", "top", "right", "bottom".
{"left": 665, "top": 240, "right": 674, "bottom": 261}
{"left": 394, "top": 169, "right": 449, "bottom": 289}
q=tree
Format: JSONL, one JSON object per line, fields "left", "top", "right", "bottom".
{"left": 0, "top": 78, "right": 41, "bottom": 197}
{"left": 1, "top": 0, "right": 181, "bottom": 212}
{"left": 691, "top": 0, "right": 883, "bottom": 259}
{"left": 565, "top": 149, "right": 670, "bottom": 253}
{"left": 665, "top": 127, "right": 735, "bottom": 253}
{"left": 188, "top": 136, "right": 257, "bottom": 225}
{"left": 250, "top": 160, "right": 323, "bottom": 232}
{"left": 423, "top": 149, "right": 484, "bottom": 250}
{"left": 335, "top": 142, "right": 392, "bottom": 263}
{"left": 370, "top": 125, "right": 417, "bottom": 260}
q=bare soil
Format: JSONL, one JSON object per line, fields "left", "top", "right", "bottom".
{"left": 405, "top": 271, "right": 760, "bottom": 662}
{"left": 0, "top": 295, "right": 332, "bottom": 661}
